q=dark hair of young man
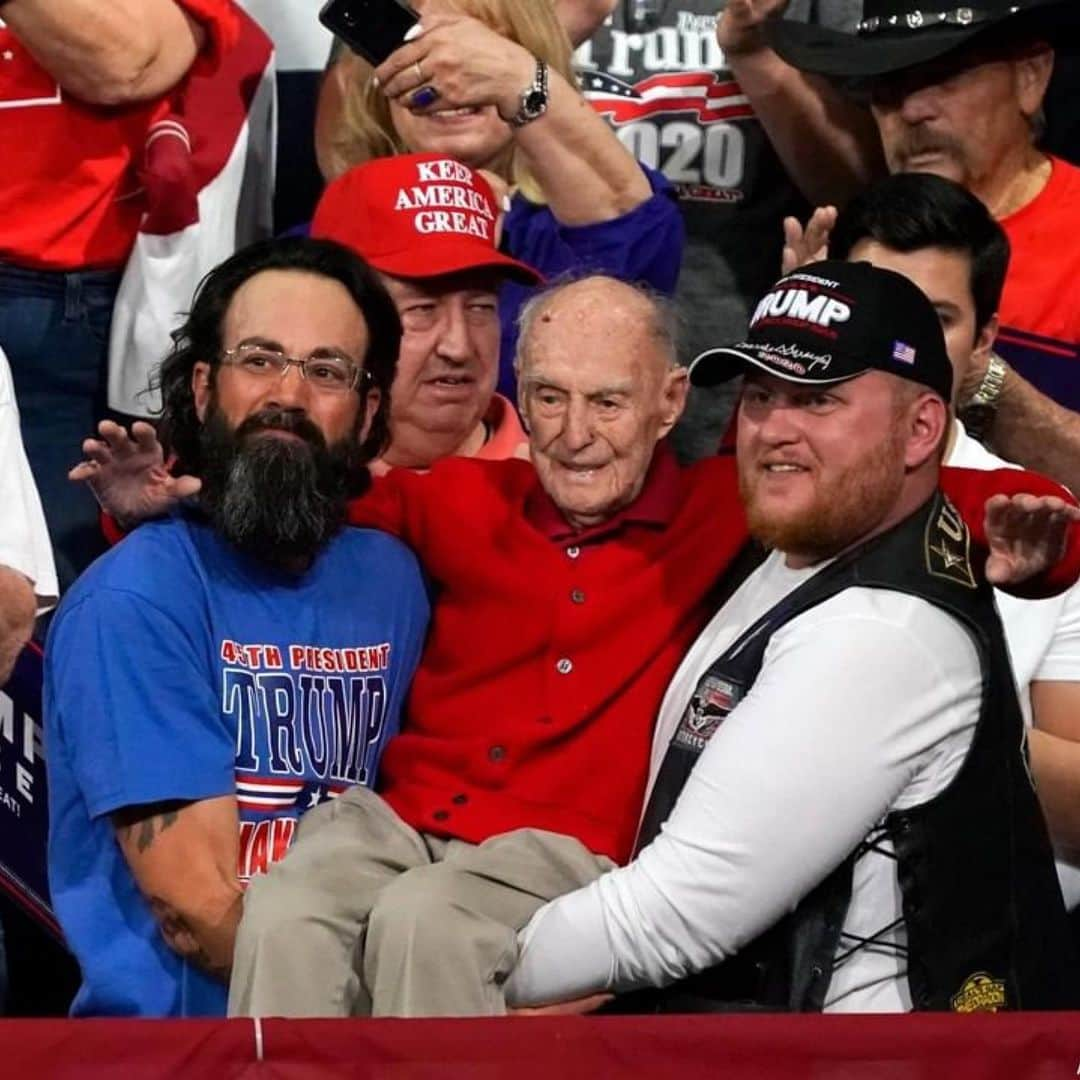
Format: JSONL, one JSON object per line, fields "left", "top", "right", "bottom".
{"left": 828, "top": 172, "right": 1011, "bottom": 334}
{"left": 154, "top": 236, "right": 401, "bottom": 484}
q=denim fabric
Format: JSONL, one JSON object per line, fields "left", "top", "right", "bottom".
{"left": 0, "top": 263, "right": 123, "bottom": 592}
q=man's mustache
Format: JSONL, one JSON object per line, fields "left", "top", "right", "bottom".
{"left": 896, "top": 128, "right": 967, "bottom": 166}
{"left": 234, "top": 407, "right": 326, "bottom": 449}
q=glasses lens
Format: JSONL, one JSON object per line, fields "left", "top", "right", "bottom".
{"left": 235, "top": 346, "right": 287, "bottom": 376}
{"left": 303, "top": 357, "right": 356, "bottom": 391}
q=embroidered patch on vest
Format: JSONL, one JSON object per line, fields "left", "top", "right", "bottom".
{"left": 950, "top": 972, "right": 1007, "bottom": 1012}
{"left": 673, "top": 675, "right": 744, "bottom": 753}
{"left": 925, "top": 496, "right": 976, "bottom": 589}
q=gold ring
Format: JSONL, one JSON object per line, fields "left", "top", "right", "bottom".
{"left": 413, "top": 61, "right": 425, "bottom": 85}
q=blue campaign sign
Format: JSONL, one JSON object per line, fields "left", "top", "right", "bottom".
{"left": 0, "top": 642, "right": 62, "bottom": 941}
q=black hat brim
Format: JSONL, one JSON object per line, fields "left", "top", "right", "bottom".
{"left": 763, "top": 3, "right": 1076, "bottom": 81}
{"left": 688, "top": 344, "right": 865, "bottom": 388}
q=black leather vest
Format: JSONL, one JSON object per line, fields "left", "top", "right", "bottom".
{"left": 631, "top": 490, "right": 1078, "bottom": 1013}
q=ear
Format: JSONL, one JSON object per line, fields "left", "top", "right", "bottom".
{"left": 971, "top": 313, "right": 999, "bottom": 374}
{"left": 192, "top": 361, "right": 212, "bottom": 422}
{"left": 1015, "top": 46, "right": 1054, "bottom": 122}
{"left": 656, "top": 366, "right": 690, "bottom": 440}
{"left": 357, "top": 386, "right": 382, "bottom": 445}
{"left": 904, "top": 391, "right": 949, "bottom": 470}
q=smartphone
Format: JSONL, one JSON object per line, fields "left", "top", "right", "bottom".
{"left": 319, "top": 0, "right": 420, "bottom": 68}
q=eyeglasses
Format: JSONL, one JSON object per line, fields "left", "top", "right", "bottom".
{"left": 220, "top": 344, "right": 371, "bottom": 394}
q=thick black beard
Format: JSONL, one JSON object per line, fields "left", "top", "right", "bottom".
{"left": 197, "top": 406, "right": 358, "bottom": 572}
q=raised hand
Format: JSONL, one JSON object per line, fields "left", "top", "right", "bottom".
{"left": 717, "top": 0, "right": 793, "bottom": 57}
{"left": 983, "top": 492, "right": 1080, "bottom": 587}
{"left": 781, "top": 205, "right": 837, "bottom": 274}
{"left": 68, "top": 419, "right": 201, "bottom": 527}
{"left": 373, "top": 13, "right": 536, "bottom": 122}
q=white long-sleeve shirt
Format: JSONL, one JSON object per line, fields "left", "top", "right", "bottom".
{"left": 506, "top": 549, "right": 982, "bottom": 1012}
{"left": 0, "top": 347, "right": 56, "bottom": 612}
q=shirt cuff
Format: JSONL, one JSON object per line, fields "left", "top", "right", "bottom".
{"left": 506, "top": 883, "right": 613, "bottom": 1007}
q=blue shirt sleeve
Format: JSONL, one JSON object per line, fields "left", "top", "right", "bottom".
{"left": 496, "top": 164, "right": 685, "bottom": 397}
{"left": 46, "top": 587, "right": 235, "bottom": 821}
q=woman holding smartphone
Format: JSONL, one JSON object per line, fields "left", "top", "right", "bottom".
{"left": 320, "top": 0, "right": 684, "bottom": 398}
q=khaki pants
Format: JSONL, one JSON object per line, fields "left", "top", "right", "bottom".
{"left": 227, "top": 786, "right": 613, "bottom": 1018}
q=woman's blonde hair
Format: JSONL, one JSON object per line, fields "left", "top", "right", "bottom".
{"left": 330, "top": 0, "right": 576, "bottom": 204}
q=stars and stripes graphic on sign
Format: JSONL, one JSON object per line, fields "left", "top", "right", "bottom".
{"left": 581, "top": 70, "right": 752, "bottom": 125}
{"left": 892, "top": 341, "right": 917, "bottom": 365}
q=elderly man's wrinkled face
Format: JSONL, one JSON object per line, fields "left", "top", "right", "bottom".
{"left": 518, "top": 279, "right": 688, "bottom": 530}
{"left": 867, "top": 43, "right": 1053, "bottom": 195}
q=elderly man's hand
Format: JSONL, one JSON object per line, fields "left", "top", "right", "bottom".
{"left": 984, "top": 492, "right": 1080, "bottom": 587}
{"left": 68, "top": 420, "right": 200, "bottom": 528}
{"left": 781, "top": 206, "right": 837, "bottom": 274}
{"left": 717, "top": 0, "right": 792, "bottom": 58}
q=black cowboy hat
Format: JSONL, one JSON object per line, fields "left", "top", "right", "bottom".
{"left": 764, "top": 0, "right": 1077, "bottom": 81}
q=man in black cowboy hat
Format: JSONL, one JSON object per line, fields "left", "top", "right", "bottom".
{"left": 722, "top": 1, "right": 1080, "bottom": 466}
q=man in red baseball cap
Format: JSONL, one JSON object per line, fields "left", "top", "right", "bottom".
{"left": 312, "top": 153, "right": 541, "bottom": 473}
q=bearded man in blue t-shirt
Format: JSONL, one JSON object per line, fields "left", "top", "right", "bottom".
{"left": 43, "top": 237, "right": 430, "bottom": 1018}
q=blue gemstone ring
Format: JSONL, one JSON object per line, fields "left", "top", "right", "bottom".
{"left": 410, "top": 85, "right": 440, "bottom": 109}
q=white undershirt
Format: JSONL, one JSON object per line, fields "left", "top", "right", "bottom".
{"left": 0, "top": 348, "right": 56, "bottom": 612}
{"left": 506, "top": 549, "right": 982, "bottom": 1012}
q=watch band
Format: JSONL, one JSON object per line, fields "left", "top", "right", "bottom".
{"left": 959, "top": 352, "right": 1008, "bottom": 442}
{"left": 501, "top": 58, "right": 548, "bottom": 129}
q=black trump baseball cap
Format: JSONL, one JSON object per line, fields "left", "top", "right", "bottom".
{"left": 688, "top": 260, "right": 953, "bottom": 403}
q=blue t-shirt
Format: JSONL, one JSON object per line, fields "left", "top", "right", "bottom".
{"left": 497, "top": 164, "right": 684, "bottom": 397}
{"left": 44, "top": 514, "right": 429, "bottom": 1018}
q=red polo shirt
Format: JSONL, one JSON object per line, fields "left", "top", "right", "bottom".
{"left": 349, "top": 447, "right": 1077, "bottom": 863}
{"left": 0, "top": 0, "right": 237, "bottom": 270}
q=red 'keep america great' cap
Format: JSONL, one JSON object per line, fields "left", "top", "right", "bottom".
{"left": 311, "top": 153, "right": 541, "bottom": 285}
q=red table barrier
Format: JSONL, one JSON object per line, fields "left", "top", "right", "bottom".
{"left": 1, "top": 1013, "right": 1079, "bottom": 1079}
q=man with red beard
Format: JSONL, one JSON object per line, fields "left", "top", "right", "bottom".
{"left": 506, "top": 261, "right": 1080, "bottom": 1013}
{"left": 42, "top": 238, "right": 430, "bottom": 1017}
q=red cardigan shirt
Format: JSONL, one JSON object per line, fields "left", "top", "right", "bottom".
{"left": 348, "top": 447, "right": 1077, "bottom": 863}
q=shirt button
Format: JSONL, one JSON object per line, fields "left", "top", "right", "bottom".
{"left": 433, "top": 809, "right": 450, "bottom": 822}
{"left": 488, "top": 745, "right": 506, "bottom": 762}
{"left": 570, "top": 588, "right": 586, "bottom": 604}
{"left": 451, "top": 793, "right": 468, "bottom": 805}
{"left": 556, "top": 657, "right": 573, "bottom": 675}
{"left": 566, "top": 545, "right": 581, "bottom": 559}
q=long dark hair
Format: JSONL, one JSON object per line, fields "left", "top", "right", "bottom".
{"left": 154, "top": 236, "right": 401, "bottom": 478}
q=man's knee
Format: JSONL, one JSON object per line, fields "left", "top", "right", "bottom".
{"left": 237, "top": 869, "right": 337, "bottom": 952}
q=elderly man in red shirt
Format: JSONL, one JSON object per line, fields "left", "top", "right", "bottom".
{"left": 213, "top": 272, "right": 1078, "bottom": 1018}
{"left": 0, "top": 0, "right": 236, "bottom": 588}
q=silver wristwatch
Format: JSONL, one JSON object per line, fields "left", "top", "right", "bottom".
{"left": 502, "top": 58, "right": 549, "bottom": 128}
{"left": 959, "top": 352, "right": 1008, "bottom": 442}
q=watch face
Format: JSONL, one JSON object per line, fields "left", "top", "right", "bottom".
{"left": 523, "top": 88, "right": 546, "bottom": 115}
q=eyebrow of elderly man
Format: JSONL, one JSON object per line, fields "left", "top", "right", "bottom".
{"left": 505, "top": 261, "right": 1080, "bottom": 1016}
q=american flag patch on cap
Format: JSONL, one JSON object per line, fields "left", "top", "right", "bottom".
{"left": 892, "top": 341, "right": 916, "bottom": 365}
